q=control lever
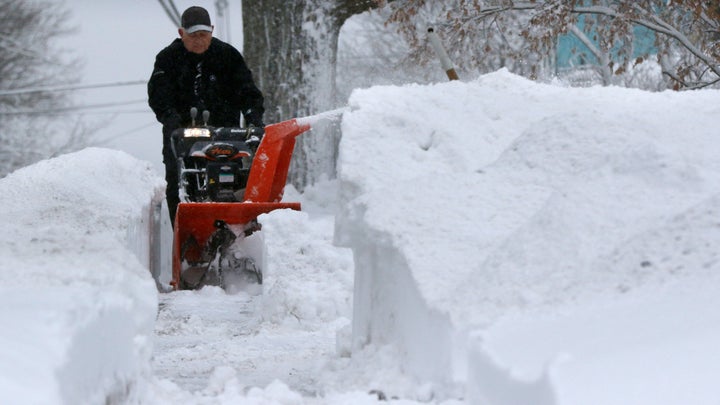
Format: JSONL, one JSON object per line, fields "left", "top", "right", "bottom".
{"left": 190, "top": 107, "right": 198, "bottom": 126}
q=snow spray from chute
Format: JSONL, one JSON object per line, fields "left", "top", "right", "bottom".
{"left": 296, "top": 107, "right": 348, "bottom": 127}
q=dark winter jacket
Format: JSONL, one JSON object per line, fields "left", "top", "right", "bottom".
{"left": 148, "top": 37, "right": 264, "bottom": 134}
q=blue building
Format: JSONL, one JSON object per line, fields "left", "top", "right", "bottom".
{"left": 556, "top": 16, "right": 657, "bottom": 68}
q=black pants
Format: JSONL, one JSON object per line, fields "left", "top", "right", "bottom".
{"left": 162, "top": 126, "right": 179, "bottom": 228}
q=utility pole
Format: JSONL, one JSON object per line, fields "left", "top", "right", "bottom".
{"left": 427, "top": 28, "right": 459, "bottom": 81}
{"left": 215, "top": 0, "right": 231, "bottom": 43}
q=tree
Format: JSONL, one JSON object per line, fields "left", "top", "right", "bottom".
{"left": 242, "top": 0, "right": 394, "bottom": 188}
{"left": 0, "top": 0, "right": 87, "bottom": 177}
{"left": 387, "top": 1, "right": 550, "bottom": 79}
{"left": 336, "top": 9, "right": 448, "bottom": 100}
{"left": 386, "top": 0, "right": 720, "bottom": 90}
{"left": 653, "top": 0, "right": 720, "bottom": 89}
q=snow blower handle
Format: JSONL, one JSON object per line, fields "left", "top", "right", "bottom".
{"left": 169, "top": 127, "right": 186, "bottom": 159}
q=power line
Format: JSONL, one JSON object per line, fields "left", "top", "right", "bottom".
{"left": 167, "top": 0, "right": 182, "bottom": 23}
{"left": 72, "top": 110, "right": 151, "bottom": 115}
{"left": 92, "top": 120, "right": 159, "bottom": 146}
{"left": 158, "top": 0, "right": 181, "bottom": 27}
{"left": 0, "top": 80, "right": 147, "bottom": 97}
{"left": 0, "top": 99, "right": 148, "bottom": 115}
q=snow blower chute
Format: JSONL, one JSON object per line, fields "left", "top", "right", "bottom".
{"left": 170, "top": 112, "right": 311, "bottom": 290}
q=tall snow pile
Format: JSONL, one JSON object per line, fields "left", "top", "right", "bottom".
{"left": 0, "top": 148, "right": 164, "bottom": 404}
{"left": 337, "top": 69, "right": 720, "bottom": 403}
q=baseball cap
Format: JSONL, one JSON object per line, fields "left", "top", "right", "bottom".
{"left": 181, "top": 6, "right": 212, "bottom": 34}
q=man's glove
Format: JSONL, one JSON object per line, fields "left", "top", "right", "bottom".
{"left": 243, "top": 108, "right": 264, "bottom": 129}
{"left": 245, "top": 124, "right": 265, "bottom": 149}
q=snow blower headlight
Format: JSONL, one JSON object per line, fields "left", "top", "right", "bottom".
{"left": 183, "top": 128, "right": 212, "bottom": 138}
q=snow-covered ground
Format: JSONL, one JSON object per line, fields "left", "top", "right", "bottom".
{"left": 2, "top": 70, "right": 720, "bottom": 404}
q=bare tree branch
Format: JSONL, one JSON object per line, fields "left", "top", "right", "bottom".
{"left": 0, "top": 0, "right": 93, "bottom": 176}
{"left": 572, "top": 5, "right": 720, "bottom": 79}
{"left": 385, "top": 0, "right": 719, "bottom": 90}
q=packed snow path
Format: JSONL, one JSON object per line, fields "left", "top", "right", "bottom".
{"left": 154, "top": 291, "right": 260, "bottom": 391}
{"left": 153, "top": 290, "right": 333, "bottom": 395}
{"left": 150, "top": 201, "right": 369, "bottom": 399}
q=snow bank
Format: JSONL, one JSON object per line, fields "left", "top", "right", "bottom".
{"left": 336, "top": 69, "right": 720, "bottom": 402}
{"left": 260, "top": 207, "right": 354, "bottom": 326}
{"left": 0, "top": 148, "right": 164, "bottom": 404}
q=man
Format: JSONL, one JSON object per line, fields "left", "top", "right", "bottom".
{"left": 148, "top": 6, "right": 265, "bottom": 226}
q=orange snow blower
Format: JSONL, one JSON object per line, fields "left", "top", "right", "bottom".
{"left": 170, "top": 114, "right": 311, "bottom": 290}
